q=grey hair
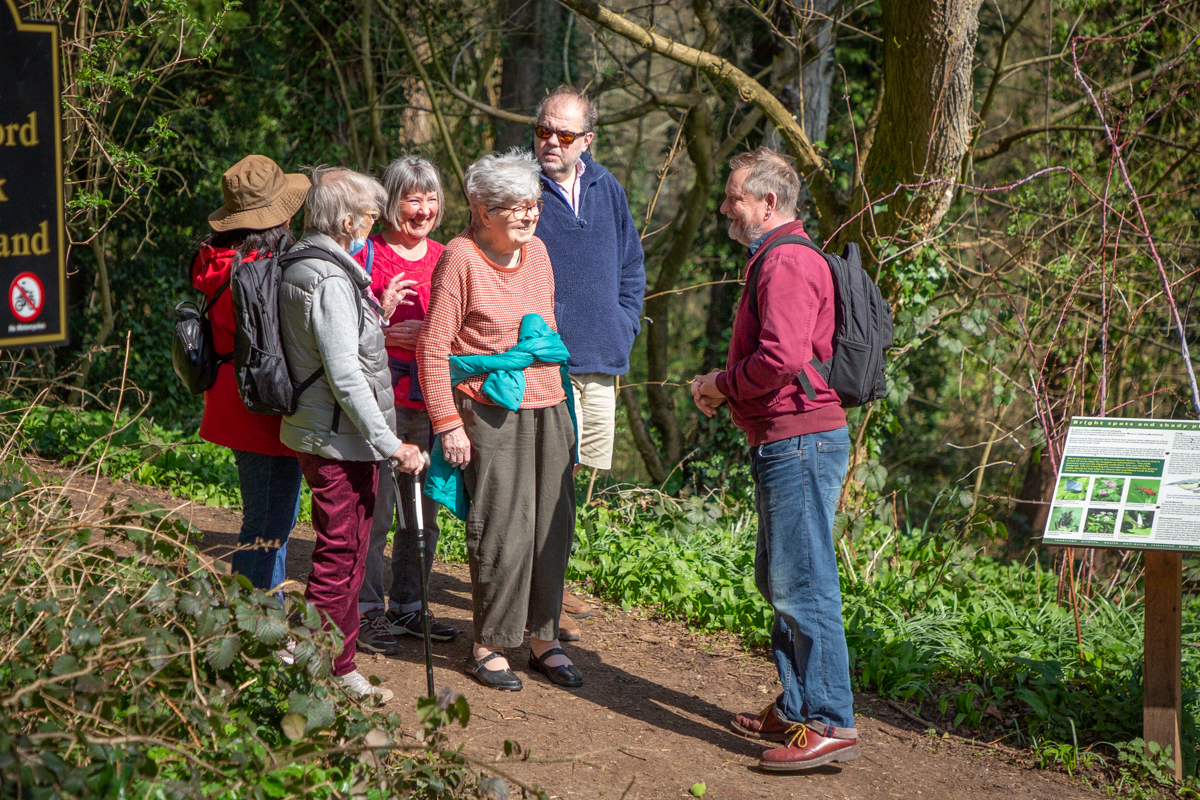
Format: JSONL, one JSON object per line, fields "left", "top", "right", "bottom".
{"left": 536, "top": 85, "right": 599, "bottom": 132}
{"left": 303, "top": 166, "right": 387, "bottom": 237}
{"left": 729, "top": 147, "right": 800, "bottom": 217}
{"left": 464, "top": 149, "right": 542, "bottom": 231}
{"left": 381, "top": 155, "right": 445, "bottom": 231}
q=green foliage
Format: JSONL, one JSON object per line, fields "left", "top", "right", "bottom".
{"left": 4, "top": 399, "right": 312, "bottom": 522}
{"left": 0, "top": 476, "right": 509, "bottom": 798}
{"left": 1113, "top": 739, "right": 1179, "bottom": 795}
{"left": 1032, "top": 721, "right": 1106, "bottom": 777}
{"left": 1085, "top": 510, "right": 1117, "bottom": 534}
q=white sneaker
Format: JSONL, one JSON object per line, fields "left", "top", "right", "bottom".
{"left": 339, "top": 669, "right": 394, "bottom": 703}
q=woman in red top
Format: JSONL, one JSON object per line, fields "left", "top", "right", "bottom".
{"left": 192, "top": 155, "right": 310, "bottom": 592}
{"left": 354, "top": 156, "right": 458, "bottom": 654}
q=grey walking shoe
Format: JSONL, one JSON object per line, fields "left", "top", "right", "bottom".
{"left": 357, "top": 612, "right": 401, "bottom": 656}
{"left": 388, "top": 609, "right": 458, "bottom": 642}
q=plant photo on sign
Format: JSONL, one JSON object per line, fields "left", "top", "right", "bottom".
{"left": 1055, "top": 476, "right": 1090, "bottom": 501}
{"left": 1089, "top": 478, "right": 1126, "bottom": 503}
{"left": 1049, "top": 506, "right": 1081, "bottom": 533}
{"left": 1120, "top": 510, "right": 1155, "bottom": 536}
{"left": 1084, "top": 509, "right": 1118, "bottom": 535}
{"left": 1128, "top": 479, "right": 1161, "bottom": 505}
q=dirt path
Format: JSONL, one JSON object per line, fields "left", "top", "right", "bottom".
{"left": 40, "top": 461, "right": 1106, "bottom": 800}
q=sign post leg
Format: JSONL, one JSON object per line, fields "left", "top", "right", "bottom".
{"left": 1143, "top": 550, "right": 1183, "bottom": 782}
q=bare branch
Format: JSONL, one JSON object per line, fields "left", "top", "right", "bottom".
{"left": 555, "top": 0, "right": 840, "bottom": 224}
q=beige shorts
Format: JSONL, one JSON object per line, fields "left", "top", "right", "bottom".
{"left": 569, "top": 373, "right": 617, "bottom": 471}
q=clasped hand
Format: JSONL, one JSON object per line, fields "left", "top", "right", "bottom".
{"left": 690, "top": 370, "right": 727, "bottom": 418}
{"left": 390, "top": 443, "right": 424, "bottom": 473}
{"left": 441, "top": 427, "right": 471, "bottom": 468}
{"left": 384, "top": 318, "right": 422, "bottom": 350}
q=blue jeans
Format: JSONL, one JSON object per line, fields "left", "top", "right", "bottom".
{"left": 231, "top": 450, "right": 302, "bottom": 591}
{"left": 751, "top": 426, "right": 856, "bottom": 737}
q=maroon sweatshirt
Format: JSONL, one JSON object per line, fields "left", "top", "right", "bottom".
{"left": 715, "top": 220, "right": 846, "bottom": 446}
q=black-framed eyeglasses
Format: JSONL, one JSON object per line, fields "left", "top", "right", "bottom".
{"left": 489, "top": 200, "right": 544, "bottom": 220}
{"left": 535, "top": 124, "right": 588, "bottom": 145}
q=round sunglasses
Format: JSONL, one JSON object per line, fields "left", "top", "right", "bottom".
{"left": 534, "top": 124, "right": 589, "bottom": 145}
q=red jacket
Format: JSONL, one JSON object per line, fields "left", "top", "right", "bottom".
{"left": 715, "top": 220, "right": 846, "bottom": 446}
{"left": 191, "top": 245, "right": 294, "bottom": 457}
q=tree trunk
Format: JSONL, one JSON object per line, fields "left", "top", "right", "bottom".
{"left": 644, "top": 107, "right": 714, "bottom": 472}
{"left": 495, "top": 0, "right": 562, "bottom": 150}
{"left": 848, "top": 0, "right": 983, "bottom": 253}
{"left": 1008, "top": 445, "right": 1057, "bottom": 549}
{"left": 797, "top": 0, "right": 837, "bottom": 146}
{"left": 361, "top": 0, "right": 388, "bottom": 168}
{"left": 766, "top": 0, "right": 837, "bottom": 149}
{"left": 621, "top": 384, "right": 667, "bottom": 485}
{"left": 701, "top": 278, "right": 737, "bottom": 373}
{"left": 69, "top": 233, "right": 114, "bottom": 404}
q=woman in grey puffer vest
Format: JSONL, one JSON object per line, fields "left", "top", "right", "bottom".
{"left": 278, "top": 166, "right": 423, "bottom": 703}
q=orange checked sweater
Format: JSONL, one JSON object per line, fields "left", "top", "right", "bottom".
{"left": 418, "top": 231, "right": 566, "bottom": 434}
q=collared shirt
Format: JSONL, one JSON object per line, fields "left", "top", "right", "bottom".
{"left": 747, "top": 222, "right": 789, "bottom": 258}
{"left": 547, "top": 159, "right": 587, "bottom": 216}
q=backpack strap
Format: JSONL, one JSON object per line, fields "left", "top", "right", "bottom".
{"left": 744, "top": 234, "right": 818, "bottom": 322}
{"left": 363, "top": 238, "right": 375, "bottom": 276}
{"left": 743, "top": 233, "right": 829, "bottom": 401}
{"left": 201, "top": 278, "right": 231, "bottom": 315}
{"left": 200, "top": 278, "right": 234, "bottom": 364}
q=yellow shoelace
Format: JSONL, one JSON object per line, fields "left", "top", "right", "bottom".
{"left": 784, "top": 723, "right": 809, "bottom": 749}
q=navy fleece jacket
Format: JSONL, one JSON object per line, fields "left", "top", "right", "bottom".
{"left": 535, "top": 152, "right": 645, "bottom": 375}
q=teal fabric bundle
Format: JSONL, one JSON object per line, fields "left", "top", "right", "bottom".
{"left": 424, "top": 313, "right": 577, "bottom": 519}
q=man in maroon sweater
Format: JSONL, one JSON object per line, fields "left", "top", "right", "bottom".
{"left": 692, "top": 148, "right": 858, "bottom": 771}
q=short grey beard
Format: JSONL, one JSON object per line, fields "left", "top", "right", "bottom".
{"left": 540, "top": 152, "right": 580, "bottom": 182}
{"left": 728, "top": 218, "right": 766, "bottom": 247}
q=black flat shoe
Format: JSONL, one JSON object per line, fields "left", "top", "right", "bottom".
{"left": 465, "top": 651, "right": 522, "bottom": 691}
{"left": 528, "top": 647, "right": 583, "bottom": 688}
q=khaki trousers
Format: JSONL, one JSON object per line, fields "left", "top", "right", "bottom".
{"left": 457, "top": 393, "right": 577, "bottom": 647}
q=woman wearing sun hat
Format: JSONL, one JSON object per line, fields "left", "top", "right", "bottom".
{"left": 192, "top": 154, "right": 310, "bottom": 592}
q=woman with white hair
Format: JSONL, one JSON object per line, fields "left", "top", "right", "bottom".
{"left": 355, "top": 156, "right": 459, "bottom": 655}
{"left": 418, "top": 149, "right": 580, "bottom": 692}
{"left": 278, "top": 166, "right": 423, "bottom": 702}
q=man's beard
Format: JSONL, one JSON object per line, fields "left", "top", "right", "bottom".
{"left": 540, "top": 150, "right": 579, "bottom": 181}
{"left": 728, "top": 216, "right": 765, "bottom": 246}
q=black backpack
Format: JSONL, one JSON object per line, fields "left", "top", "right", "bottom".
{"left": 230, "top": 246, "right": 364, "bottom": 415}
{"left": 171, "top": 280, "right": 230, "bottom": 395}
{"left": 746, "top": 234, "right": 893, "bottom": 408}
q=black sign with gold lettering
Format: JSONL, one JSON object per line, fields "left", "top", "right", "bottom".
{"left": 0, "top": 0, "right": 66, "bottom": 348}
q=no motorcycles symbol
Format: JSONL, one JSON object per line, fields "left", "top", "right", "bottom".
{"left": 9, "top": 272, "right": 44, "bottom": 322}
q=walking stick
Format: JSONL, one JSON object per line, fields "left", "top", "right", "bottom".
{"left": 387, "top": 452, "right": 435, "bottom": 697}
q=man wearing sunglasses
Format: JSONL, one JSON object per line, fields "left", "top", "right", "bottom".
{"left": 532, "top": 85, "right": 646, "bottom": 639}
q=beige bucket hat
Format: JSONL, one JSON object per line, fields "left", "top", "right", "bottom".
{"left": 208, "top": 155, "right": 311, "bottom": 232}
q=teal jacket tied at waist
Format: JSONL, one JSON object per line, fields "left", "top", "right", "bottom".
{"left": 424, "top": 313, "right": 577, "bottom": 519}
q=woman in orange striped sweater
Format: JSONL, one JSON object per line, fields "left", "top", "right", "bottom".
{"left": 418, "top": 150, "right": 581, "bottom": 692}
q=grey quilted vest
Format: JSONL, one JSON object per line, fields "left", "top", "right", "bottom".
{"left": 277, "top": 233, "right": 401, "bottom": 462}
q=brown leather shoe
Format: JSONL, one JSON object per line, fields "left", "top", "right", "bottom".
{"left": 730, "top": 703, "right": 796, "bottom": 742}
{"left": 759, "top": 724, "right": 860, "bottom": 771}
{"left": 562, "top": 589, "right": 592, "bottom": 619}
{"left": 559, "top": 611, "right": 582, "bottom": 642}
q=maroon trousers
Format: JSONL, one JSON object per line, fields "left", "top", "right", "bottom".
{"left": 297, "top": 453, "right": 379, "bottom": 677}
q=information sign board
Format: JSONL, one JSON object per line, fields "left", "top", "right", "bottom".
{"left": 1043, "top": 417, "right": 1200, "bottom": 551}
{"left": 0, "top": 0, "right": 67, "bottom": 347}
